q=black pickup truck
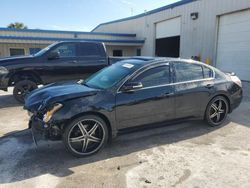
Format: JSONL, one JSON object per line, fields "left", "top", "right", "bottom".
{"left": 0, "top": 41, "right": 117, "bottom": 103}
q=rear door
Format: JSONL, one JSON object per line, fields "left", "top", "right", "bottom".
{"left": 173, "top": 61, "right": 215, "bottom": 119}
{"left": 115, "top": 63, "right": 175, "bottom": 129}
{"left": 76, "top": 43, "right": 108, "bottom": 80}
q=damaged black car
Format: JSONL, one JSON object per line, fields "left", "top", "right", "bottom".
{"left": 24, "top": 57, "right": 243, "bottom": 157}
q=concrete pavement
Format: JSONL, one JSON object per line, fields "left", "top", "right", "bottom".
{"left": 0, "top": 84, "right": 249, "bottom": 188}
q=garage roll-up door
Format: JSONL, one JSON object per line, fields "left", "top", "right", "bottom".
{"left": 156, "top": 17, "right": 181, "bottom": 39}
{"left": 216, "top": 10, "right": 250, "bottom": 81}
{"left": 155, "top": 17, "right": 181, "bottom": 57}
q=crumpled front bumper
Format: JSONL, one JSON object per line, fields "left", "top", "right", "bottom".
{"left": 29, "top": 116, "right": 48, "bottom": 145}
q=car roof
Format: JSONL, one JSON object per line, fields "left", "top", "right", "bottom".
{"left": 118, "top": 57, "right": 208, "bottom": 68}
{"left": 56, "top": 41, "right": 103, "bottom": 45}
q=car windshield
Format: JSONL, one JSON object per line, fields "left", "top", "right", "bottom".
{"left": 84, "top": 62, "right": 138, "bottom": 89}
{"left": 34, "top": 43, "right": 58, "bottom": 56}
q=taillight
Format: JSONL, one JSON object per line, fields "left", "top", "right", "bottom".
{"left": 231, "top": 75, "right": 242, "bottom": 87}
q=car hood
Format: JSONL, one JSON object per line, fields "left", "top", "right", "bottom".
{"left": 24, "top": 81, "right": 99, "bottom": 112}
{"left": 0, "top": 56, "right": 34, "bottom": 66}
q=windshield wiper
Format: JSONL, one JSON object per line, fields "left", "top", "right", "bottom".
{"left": 77, "top": 79, "right": 84, "bottom": 84}
{"left": 82, "top": 83, "right": 90, "bottom": 87}
{"left": 78, "top": 80, "right": 103, "bottom": 90}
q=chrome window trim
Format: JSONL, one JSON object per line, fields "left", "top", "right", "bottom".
{"left": 117, "top": 61, "right": 215, "bottom": 94}
{"left": 117, "top": 77, "right": 215, "bottom": 93}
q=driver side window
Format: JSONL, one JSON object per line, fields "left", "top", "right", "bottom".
{"left": 52, "top": 43, "right": 76, "bottom": 57}
{"left": 132, "top": 65, "right": 170, "bottom": 88}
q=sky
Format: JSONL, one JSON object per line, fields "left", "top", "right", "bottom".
{"left": 0, "top": 0, "right": 180, "bottom": 32}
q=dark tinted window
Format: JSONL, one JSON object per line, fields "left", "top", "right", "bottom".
{"left": 133, "top": 65, "right": 170, "bottom": 87}
{"left": 10, "top": 48, "right": 25, "bottom": 56}
{"left": 136, "top": 49, "right": 141, "bottom": 56}
{"left": 78, "top": 43, "right": 102, "bottom": 56}
{"left": 113, "top": 50, "right": 123, "bottom": 57}
{"left": 52, "top": 43, "right": 76, "bottom": 57}
{"left": 174, "top": 62, "right": 203, "bottom": 82}
{"left": 29, "top": 48, "right": 41, "bottom": 55}
{"left": 203, "top": 66, "right": 213, "bottom": 78}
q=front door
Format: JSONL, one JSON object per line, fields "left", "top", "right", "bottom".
{"left": 115, "top": 63, "right": 175, "bottom": 129}
{"left": 41, "top": 42, "right": 78, "bottom": 83}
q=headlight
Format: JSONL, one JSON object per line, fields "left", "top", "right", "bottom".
{"left": 43, "top": 103, "right": 63, "bottom": 123}
{"left": 0, "top": 66, "right": 9, "bottom": 75}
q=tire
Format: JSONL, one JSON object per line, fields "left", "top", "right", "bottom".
{"left": 13, "top": 80, "right": 38, "bottom": 103}
{"left": 63, "top": 115, "right": 109, "bottom": 157}
{"left": 205, "top": 96, "right": 229, "bottom": 127}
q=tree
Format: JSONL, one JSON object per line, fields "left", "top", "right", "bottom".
{"left": 7, "top": 22, "right": 28, "bottom": 29}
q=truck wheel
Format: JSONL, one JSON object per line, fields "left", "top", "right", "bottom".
{"left": 13, "top": 80, "right": 38, "bottom": 103}
{"left": 63, "top": 115, "right": 109, "bottom": 157}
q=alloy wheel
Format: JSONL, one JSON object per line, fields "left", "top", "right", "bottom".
{"left": 67, "top": 119, "right": 105, "bottom": 155}
{"left": 209, "top": 99, "right": 228, "bottom": 124}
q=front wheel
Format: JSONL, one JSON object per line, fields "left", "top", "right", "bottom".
{"left": 63, "top": 115, "right": 109, "bottom": 157}
{"left": 205, "top": 96, "right": 229, "bottom": 126}
{"left": 13, "top": 80, "right": 38, "bottom": 103}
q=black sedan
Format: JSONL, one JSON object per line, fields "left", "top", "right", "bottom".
{"left": 24, "top": 57, "right": 243, "bottom": 157}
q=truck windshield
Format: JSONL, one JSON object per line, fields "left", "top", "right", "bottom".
{"left": 34, "top": 43, "right": 58, "bottom": 56}
{"left": 84, "top": 62, "right": 138, "bottom": 89}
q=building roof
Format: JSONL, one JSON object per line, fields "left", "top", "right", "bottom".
{"left": 91, "top": 0, "right": 197, "bottom": 31}
{"left": 0, "top": 35, "right": 145, "bottom": 44}
{"left": 0, "top": 27, "right": 144, "bottom": 45}
{"left": 0, "top": 27, "right": 136, "bottom": 37}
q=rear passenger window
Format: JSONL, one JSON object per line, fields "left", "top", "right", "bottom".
{"left": 78, "top": 43, "right": 102, "bottom": 56}
{"left": 203, "top": 66, "right": 213, "bottom": 78}
{"left": 174, "top": 62, "right": 203, "bottom": 82}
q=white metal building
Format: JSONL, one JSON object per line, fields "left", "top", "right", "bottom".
{"left": 0, "top": 28, "right": 144, "bottom": 58}
{"left": 93, "top": 0, "right": 250, "bottom": 81}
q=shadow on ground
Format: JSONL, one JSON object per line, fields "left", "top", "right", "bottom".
{"left": 0, "top": 94, "right": 21, "bottom": 109}
{"left": 0, "top": 120, "right": 229, "bottom": 184}
{"left": 229, "top": 101, "right": 250, "bottom": 128}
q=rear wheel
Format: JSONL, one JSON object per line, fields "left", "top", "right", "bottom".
{"left": 63, "top": 115, "right": 109, "bottom": 157}
{"left": 205, "top": 96, "right": 229, "bottom": 126}
{"left": 13, "top": 80, "right": 37, "bottom": 103}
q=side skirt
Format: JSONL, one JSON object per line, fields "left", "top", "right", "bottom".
{"left": 117, "top": 116, "right": 202, "bottom": 135}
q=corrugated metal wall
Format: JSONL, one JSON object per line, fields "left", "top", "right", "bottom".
{"left": 94, "top": 0, "right": 250, "bottom": 64}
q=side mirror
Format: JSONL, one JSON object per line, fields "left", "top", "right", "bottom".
{"left": 48, "top": 51, "right": 60, "bottom": 60}
{"left": 122, "top": 82, "right": 143, "bottom": 92}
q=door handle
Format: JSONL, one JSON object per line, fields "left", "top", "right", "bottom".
{"left": 205, "top": 84, "right": 214, "bottom": 89}
{"left": 162, "top": 92, "right": 174, "bottom": 97}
